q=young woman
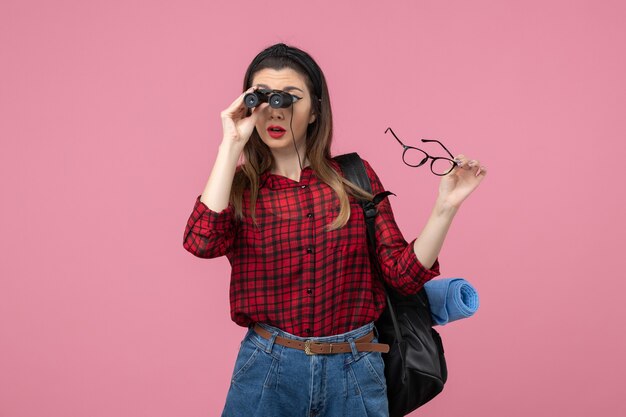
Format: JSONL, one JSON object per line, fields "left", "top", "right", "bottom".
{"left": 183, "top": 43, "right": 486, "bottom": 417}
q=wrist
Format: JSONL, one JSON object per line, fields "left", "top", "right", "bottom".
{"left": 218, "top": 139, "right": 246, "bottom": 158}
{"left": 434, "top": 196, "right": 460, "bottom": 217}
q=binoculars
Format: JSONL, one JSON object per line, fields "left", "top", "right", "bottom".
{"left": 244, "top": 89, "right": 297, "bottom": 109}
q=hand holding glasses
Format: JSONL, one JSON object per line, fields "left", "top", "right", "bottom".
{"left": 385, "top": 127, "right": 459, "bottom": 176}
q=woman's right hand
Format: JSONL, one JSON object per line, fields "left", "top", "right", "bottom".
{"left": 220, "top": 87, "right": 266, "bottom": 145}
{"left": 202, "top": 88, "right": 266, "bottom": 212}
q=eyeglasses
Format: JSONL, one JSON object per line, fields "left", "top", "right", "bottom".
{"left": 385, "top": 127, "right": 458, "bottom": 176}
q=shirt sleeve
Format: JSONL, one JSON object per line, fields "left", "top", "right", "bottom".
{"left": 362, "top": 159, "right": 441, "bottom": 295}
{"left": 182, "top": 195, "right": 238, "bottom": 258}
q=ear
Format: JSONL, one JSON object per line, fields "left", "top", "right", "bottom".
{"left": 308, "top": 112, "right": 316, "bottom": 124}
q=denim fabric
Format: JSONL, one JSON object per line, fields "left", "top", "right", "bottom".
{"left": 221, "top": 322, "right": 389, "bottom": 417}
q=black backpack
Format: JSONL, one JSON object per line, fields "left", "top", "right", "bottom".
{"left": 335, "top": 153, "right": 448, "bottom": 417}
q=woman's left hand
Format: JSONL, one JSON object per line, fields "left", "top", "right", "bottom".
{"left": 437, "top": 154, "right": 487, "bottom": 208}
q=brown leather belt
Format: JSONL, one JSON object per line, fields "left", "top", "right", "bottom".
{"left": 253, "top": 324, "right": 390, "bottom": 355}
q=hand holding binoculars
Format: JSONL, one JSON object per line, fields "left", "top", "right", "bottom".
{"left": 244, "top": 89, "right": 301, "bottom": 109}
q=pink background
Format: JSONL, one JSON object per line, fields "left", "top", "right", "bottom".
{"left": 1, "top": 0, "right": 625, "bottom": 416}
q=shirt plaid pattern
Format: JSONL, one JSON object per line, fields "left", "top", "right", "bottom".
{"left": 183, "top": 159, "right": 440, "bottom": 337}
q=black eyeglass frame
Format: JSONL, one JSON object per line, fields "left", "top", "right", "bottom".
{"left": 385, "top": 127, "right": 459, "bottom": 176}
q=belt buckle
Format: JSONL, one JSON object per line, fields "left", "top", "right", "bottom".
{"left": 305, "top": 340, "right": 315, "bottom": 355}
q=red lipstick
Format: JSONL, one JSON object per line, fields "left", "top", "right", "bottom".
{"left": 267, "top": 125, "right": 286, "bottom": 139}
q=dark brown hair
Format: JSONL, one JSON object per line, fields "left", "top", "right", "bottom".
{"left": 231, "top": 43, "right": 371, "bottom": 230}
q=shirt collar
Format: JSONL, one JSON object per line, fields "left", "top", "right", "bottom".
{"left": 260, "top": 166, "right": 315, "bottom": 190}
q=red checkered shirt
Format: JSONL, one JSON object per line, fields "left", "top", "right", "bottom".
{"left": 183, "top": 158, "right": 440, "bottom": 337}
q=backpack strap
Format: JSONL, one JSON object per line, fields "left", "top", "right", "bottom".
{"left": 334, "top": 153, "right": 394, "bottom": 245}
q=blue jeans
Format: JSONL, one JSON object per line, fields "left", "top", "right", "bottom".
{"left": 221, "top": 322, "right": 389, "bottom": 417}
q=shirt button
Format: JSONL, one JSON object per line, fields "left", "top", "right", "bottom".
{"left": 304, "top": 328, "right": 311, "bottom": 334}
{"left": 307, "top": 213, "right": 313, "bottom": 218}
{"left": 301, "top": 185, "right": 307, "bottom": 189}
{"left": 306, "top": 247, "right": 313, "bottom": 254}
{"left": 306, "top": 288, "right": 312, "bottom": 295}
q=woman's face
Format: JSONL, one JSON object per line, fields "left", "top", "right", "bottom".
{"left": 251, "top": 67, "right": 316, "bottom": 154}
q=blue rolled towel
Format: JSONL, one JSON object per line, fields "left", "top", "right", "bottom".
{"left": 423, "top": 278, "right": 480, "bottom": 326}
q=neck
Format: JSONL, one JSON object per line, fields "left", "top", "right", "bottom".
{"left": 271, "top": 146, "right": 309, "bottom": 182}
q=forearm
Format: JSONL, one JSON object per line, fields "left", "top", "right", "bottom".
{"left": 200, "top": 140, "right": 245, "bottom": 212}
{"left": 413, "top": 197, "right": 459, "bottom": 269}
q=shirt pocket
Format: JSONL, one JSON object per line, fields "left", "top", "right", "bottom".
{"left": 325, "top": 201, "right": 368, "bottom": 250}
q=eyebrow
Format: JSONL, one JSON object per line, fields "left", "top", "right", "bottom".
{"left": 255, "top": 84, "right": 304, "bottom": 93}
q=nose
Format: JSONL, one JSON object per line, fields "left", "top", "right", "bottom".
{"left": 268, "top": 106, "right": 285, "bottom": 120}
